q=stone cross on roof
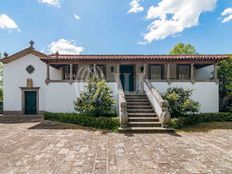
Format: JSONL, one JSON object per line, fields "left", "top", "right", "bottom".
{"left": 3, "top": 52, "right": 8, "bottom": 58}
{"left": 29, "top": 40, "right": 35, "bottom": 49}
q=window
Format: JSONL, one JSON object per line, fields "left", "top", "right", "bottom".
{"left": 63, "top": 65, "right": 77, "bottom": 80}
{"left": 63, "top": 65, "right": 70, "bottom": 80}
{"left": 149, "top": 65, "right": 164, "bottom": 80}
{"left": 177, "top": 65, "right": 191, "bottom": 80}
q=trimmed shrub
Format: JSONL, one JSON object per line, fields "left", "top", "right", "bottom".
{"left": 0, "top": 101, "right": 3, "bottom": 114}
{"left": 44, "top": 112, "right": 120, "bottom": 131}
{"left": 74, "top": 75, "right": 116, "bottom": 117}
{"left": 170, "top": 112, "right": 232, "bottom": 129}
{"left": 163, "top": 87, "right": 200, "bottom": 117}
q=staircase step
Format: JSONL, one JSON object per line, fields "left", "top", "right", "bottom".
{"left": 128, "top": 117, "right": 159, "bottom": 122}
{"left": 127, "top": 105, "right": 152, "bottom": 109}
{"left": 128, "top": 113, "right": 157, "bottom": 117}
{"left": 122, "top": 93, "right": 173, "bottom": 133}
{"left": 126, "top": 95, "right": 146, "bottom": 97}
{"left": 127, "top": 106, "right": 154, "bottom": 109}
{"left": 126, "top": 96, "right": 147, "bottom": 100}
{"left": 125, "top": 95, "right": 146, "bottom": 97}
{"left": 118, "top": 127, "right": 174, "bottom": 133}
{"left": 126, "top": 102, "right": 150, "bottom": 105}
{"left": 128, "top": 122, "right": 162, "bottom": 127}
{"left": 126, "top": 99, "right": 149, "bottom": 102}
{"left": 127, "top": 109, "right": 154, "bottom": 113}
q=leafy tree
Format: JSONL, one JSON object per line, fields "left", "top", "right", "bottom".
{"left": 74, "top": 75, "right": 116, "bottom": 117}
{"left": 169, "top": 43, "right": 197, "bottom": 55}
{"left": 218, "top": 58, "right": 232, "bottom": 111}
{"left": 163, "top": 87, "right": 200, "bottom": 117}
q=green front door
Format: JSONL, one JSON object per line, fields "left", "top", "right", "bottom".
{"left": 25, "top": 91, "right": 37, "bottom": 115}
{"left": 120, "top": 65, "right": 135, "bottom": 92}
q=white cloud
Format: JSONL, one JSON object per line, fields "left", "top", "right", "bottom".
{"left": 48, "top": 39, "right": 84, "bottom": 54}
{"left": 0, "top": 14, "right": 19, "bottom": 31}
{"left": 74, "top": 14, "right": 80, "bottom": 21}
{"left": 143, "top": 0, "right": 217, "bottom": 43}
{"left": 38, "top": 0, "right": 60, "bottom": 7}
{"left": 128, "top": 0, "right": 144, "bottom": 14}
{"left": 221, "top": 8, "right": 232, "bottom": 23}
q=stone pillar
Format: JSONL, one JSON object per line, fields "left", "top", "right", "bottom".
{"left": 214, "top": 63, "right": 218, "bottom": 79}
{"left": 138, "top": 73, "right": 145, "bottom": 93}
{"left": 191, "top": 63, "right": 195, "bottom": 83}
{"left": 93, "top": 64, "right": 96, "bottom": 74}
{"left": 70, "top": 64, "right": 73, "bottom": 80}
{"left": 116, "top": 64, "right": 120, "bottom": 74}
{"left": 167, "top": 63, "right": 170, "bottom": 83}
{"left": 113, "top": 64, "right": 120, "bottom": 82}
{"left": 144, "top": 63, "right": 148, "bottom": 79}
{"left": 45, "top": 64, "right": 50, "bottom": 84}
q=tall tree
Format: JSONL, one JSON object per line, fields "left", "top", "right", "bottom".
{"left": 169, "top": 43, "right": 197, "bottom": 55}
{"left": 218, "top": 58, "right": 232, "bottom": 111}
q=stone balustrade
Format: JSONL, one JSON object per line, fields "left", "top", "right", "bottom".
{"left": 117, "top": 79, "right": 128, "bottom": 128}
{"left": 144, "top": 79, "right": 171, "bottom": 128}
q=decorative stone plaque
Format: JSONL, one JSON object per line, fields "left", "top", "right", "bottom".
{"left": 27, "top": 79, "right": 33, "bottom": 88}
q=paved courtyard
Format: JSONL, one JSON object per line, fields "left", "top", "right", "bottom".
{"left": 0, "top": 116, "right": 232, "bottom": 174}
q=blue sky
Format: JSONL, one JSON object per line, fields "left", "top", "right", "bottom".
{"left": 0, "top": 0, "right": 232, "bottom": 55}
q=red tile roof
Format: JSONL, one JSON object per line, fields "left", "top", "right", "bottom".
{"left": 0, "top": 48, "right": 47, "bottom": 64}
{"left": 41, "top": 54, "right": 230, "bottom": 64}
{"left": 1, "top": 47, "right": 230, "bottom": 64}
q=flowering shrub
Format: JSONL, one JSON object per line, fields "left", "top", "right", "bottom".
{"left": 163, "top": 87, "right": 200, "bottom": 117}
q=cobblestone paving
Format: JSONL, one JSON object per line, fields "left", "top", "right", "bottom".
{"left": 0, "top": 119, "right": 232, "bottom": 174}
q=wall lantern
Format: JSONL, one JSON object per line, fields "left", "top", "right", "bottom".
{"left": 111, "top": 66, "right": 114, "bottom": 73}
{"left": 140, "top": 66, "right": 144, "bottom": 73}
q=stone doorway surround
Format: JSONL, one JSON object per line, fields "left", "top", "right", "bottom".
{"left": 20, "top": 87, "right": 40, "bottom": 115}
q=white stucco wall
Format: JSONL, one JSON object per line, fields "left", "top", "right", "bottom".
{"left": 151, "top": 82, "right": 219, "bottom": 113}
{"left": 3, "top": 54, "right": 47, "bottom": 112}
{"left": 45, "top": 82, "right": 118, "bottom": 113}
{"left": 50, "top": 67, "right": 62, "bottom": 80}
{"left": 3, "top": 53, "right": 119, "bottom": 113}
{"left": 3, "top": 53, "right": 218, "bottom": 114}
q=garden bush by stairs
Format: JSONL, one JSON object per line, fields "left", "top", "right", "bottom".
{"left": 119, "top": 94, "right": 174, "bottom": 133}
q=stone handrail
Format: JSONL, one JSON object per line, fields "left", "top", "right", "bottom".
{"left": 117, "top": 79, "right": 128, "bottom": 127}
{"left": 144, "top": 79, "right": 171, "bottom": 128}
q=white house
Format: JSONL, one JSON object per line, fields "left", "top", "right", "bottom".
{"left": 1, "top": 42, "right": 228, "bottom": 130}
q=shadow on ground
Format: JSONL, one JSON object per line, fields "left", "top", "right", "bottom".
{"left": 121, "top": 131, "right": 182, "bottom": 137}
{"left": 0, "top": 115, "right": 43, "bottom": 124}
{"left": 177, "top": 122, "right": 232, "bottom": 133}
{"left": 28, "top": 120, "right": 112, "bottom": 134}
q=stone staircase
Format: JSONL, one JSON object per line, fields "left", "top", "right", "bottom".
{"left": 119, "top": 94, "right": 174, "bottom": 133}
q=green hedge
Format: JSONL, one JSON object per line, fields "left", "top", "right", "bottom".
{"left": 170, "top": 112, "right": 232, "bottom": 129}
{"left": 44, "top": 112, "right": 120, "bottom": 131}
{"left": 0, "top": 102, "right": 3, "bottom": 114}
